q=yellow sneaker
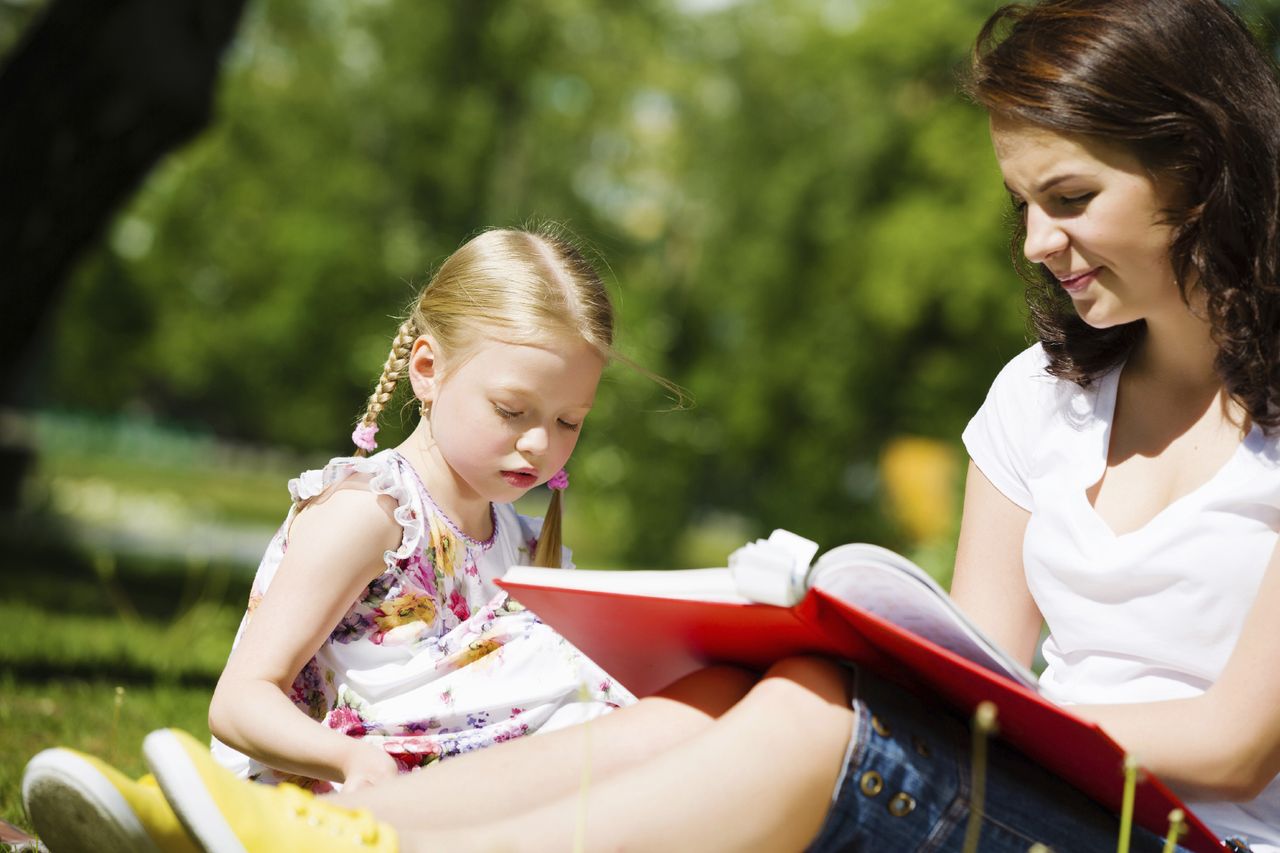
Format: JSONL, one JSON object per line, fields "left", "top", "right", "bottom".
{"left": 143, "top": 729, "right": 399, "bottom": 853}
{"left": 22, "top": 747, "right": 199, "bottom": 853}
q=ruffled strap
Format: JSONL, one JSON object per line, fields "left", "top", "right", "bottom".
{"left": 287, "top": 451, "right": 426, "bottom": 569}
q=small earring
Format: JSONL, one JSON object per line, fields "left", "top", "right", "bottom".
{"left": 419, "top": 399, "right": 430, "bottom": 418}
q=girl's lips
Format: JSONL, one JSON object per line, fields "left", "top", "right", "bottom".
{"left": 501, "top": 470, "right": 538, "bottom": 488}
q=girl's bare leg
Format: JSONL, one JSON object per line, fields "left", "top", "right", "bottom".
{"left": 404, "top": 656, "right": 855, "bottom": 853}
{"left": 331, "top": 665, "right": 757, "bottom": 827}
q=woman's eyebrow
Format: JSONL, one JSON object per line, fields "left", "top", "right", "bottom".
{"left": 1003, "top": 174, "right": 1084, "bottom": 197}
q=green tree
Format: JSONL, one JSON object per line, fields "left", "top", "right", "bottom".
{"left": 46, "top": 0, "right": 1032, "bottom": 565}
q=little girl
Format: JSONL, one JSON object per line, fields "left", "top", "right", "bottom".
{"left": 205, "top": 226, "right": 635, "bottom": 791}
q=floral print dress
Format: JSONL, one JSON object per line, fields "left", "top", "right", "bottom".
{"left": 210, "top": 450, "right": 634, "bottom": 790}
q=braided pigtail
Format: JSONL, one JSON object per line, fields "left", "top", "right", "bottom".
{"left": 351, "top": 319, "right": 417, "bottom": 457}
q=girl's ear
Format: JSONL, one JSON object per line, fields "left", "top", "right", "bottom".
{"left": 407, "top": 335, "right": 440, "bottom": 403}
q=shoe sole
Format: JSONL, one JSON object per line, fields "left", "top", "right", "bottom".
{"left": 21, "top": 749, "right": 162, "bottom": 853}
{"left": 144, "top": 730, "right": 248, "bottom": 853}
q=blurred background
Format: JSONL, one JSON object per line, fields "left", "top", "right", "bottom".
{"left": 3, "top": 0, "right": 1277, "bottom": 829}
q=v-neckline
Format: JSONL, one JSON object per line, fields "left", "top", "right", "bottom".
{"left": 1079, "top": 364, "right": 1257, "bottom": 540}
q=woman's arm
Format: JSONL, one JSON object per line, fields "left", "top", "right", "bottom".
{"left": 949, "top": 460, "right": 1041, "bottom": 668}
{"left": 1072, "top": 538, "right": 1280, "bottom": 801}
{"left": 207, "top": 485, "right": 403, "bottom": 788}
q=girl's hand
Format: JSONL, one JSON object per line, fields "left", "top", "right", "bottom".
{"left": 341, "top": 743, "right": 401, "bottom": 792}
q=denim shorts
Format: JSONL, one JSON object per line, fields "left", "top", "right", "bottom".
{"left": 806, "top": 669, "right": 1193, "bottom": 853}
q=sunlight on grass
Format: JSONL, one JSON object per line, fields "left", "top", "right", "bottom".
{"left": 0, "top": 675, "right": 214, "bottom": 827}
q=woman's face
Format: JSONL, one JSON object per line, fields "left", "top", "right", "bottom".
{"left": 990, "top": 115, "right": 1183, "bottom": 329}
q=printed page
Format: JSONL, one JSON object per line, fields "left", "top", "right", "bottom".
{"left": 810, "top": 544, "right": 1037, "bottom": 688}
{"left": 500, "top": 565, "right": 747, "bottom": 602}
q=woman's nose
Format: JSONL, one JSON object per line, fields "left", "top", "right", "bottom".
{"left": 1022, "top": 205, "right": 1069, "bottom": 264}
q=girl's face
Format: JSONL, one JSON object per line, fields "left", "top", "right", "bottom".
{"left": 990, "top": 116, "right": 1183, "bottom": 329}
{"left": 417, "top": 335, "right": 603, "bottom": 506}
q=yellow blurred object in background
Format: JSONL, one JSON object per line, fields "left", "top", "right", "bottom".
{"left": 879, "top": 437, "right": 959, "bottom": 545}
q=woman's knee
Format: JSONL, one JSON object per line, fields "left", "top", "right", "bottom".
{"left": 651, "top": 665, "right": 758, "bottom": 719}
{"left": 760, "top": 656, "right": 854, "bottom": 707}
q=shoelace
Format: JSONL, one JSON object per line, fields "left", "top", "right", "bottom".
{"left": 278, "top": 785, "right": 383, "bottom": 846}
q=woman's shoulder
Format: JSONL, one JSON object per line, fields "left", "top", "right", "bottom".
{"left": 990, "top": 342, "right": 1055, "bottom": 392}
{"left": 985, "top": 342, "right": 1104, "bottom": 420}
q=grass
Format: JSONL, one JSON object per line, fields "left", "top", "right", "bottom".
{"left": 0, "top": 552, "right": 248, "bottom": 831}
{"left": 35, "top": 449, "right": 302, "bottom": 528}
{"left": 0, "top": 676, "right": 216, "bottom": 827}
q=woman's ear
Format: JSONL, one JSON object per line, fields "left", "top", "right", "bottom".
{"left": 407, "top": 336, "right": 440, "bottom": 404}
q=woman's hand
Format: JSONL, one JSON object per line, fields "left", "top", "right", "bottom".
{"left": 341, "top": 743, "right": 401, "bottom": 792}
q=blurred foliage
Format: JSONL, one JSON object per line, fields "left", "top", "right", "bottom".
{"left": 20, "top": 0, "right": 1280, "bottom": 564}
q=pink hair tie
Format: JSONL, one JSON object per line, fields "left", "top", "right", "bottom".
{"left": 547, "top": 468, "right": 569, "bottom": 491}
{"left": 352, "top": 423, "right": 379, "bottom": 452}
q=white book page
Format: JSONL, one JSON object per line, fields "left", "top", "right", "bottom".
{"left": 810, "top": 544, "right": 1038, "bottom": 689}
{"left": 501, "top": 565, "right": 747, "bottom": 603}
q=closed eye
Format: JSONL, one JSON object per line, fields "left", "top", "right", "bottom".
{"left": 494, "top": 404, "right": 521, "bottom": 420}
{"left": 557, "top": 419, "right": 581, "bottom": 432}
{"left": 1058, "top": 192, "right": 1095, "bottom": 207}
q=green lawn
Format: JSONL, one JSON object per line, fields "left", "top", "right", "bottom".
{"left": 0, "top": 559, "right": 247, "bottom": 831}
{"left": 0, "top": 676, "right": 216, "bottom": 828}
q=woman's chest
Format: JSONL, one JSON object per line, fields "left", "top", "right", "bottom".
{"left": 1087, "top": 412, "right": 1244, "bottom": 537}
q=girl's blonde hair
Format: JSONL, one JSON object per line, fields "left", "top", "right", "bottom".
{"left": 353, "top": 225, "right": 618, "bottom": 568}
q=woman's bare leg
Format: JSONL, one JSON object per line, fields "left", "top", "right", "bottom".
{"left": 331, "top": 665, "right": 757, "bottom": 827}
{"left": 401, "top": 656, "right": 855, "bottom": 853}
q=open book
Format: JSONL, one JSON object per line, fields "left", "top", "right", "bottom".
{"left": 506, "top": 530, "right": 1036, "bottom": 692}
{"left": 497, "top": 530, "right": 1224, "bottom": 853}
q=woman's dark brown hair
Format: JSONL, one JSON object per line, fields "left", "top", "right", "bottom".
{"left": 964, "top": 0, "right": 1280, "bottom": 430}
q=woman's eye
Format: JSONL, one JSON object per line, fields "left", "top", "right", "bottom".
{"left": 1058, "top": 192, "right": 1095, "bottom": 207}
{"left": 557, "top": 419, "right": 581, "bottom": 433}
{"left": 494, "top": 405, "right": 521, "bottom": 420}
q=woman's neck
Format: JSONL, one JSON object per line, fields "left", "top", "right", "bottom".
{"left": 395, "top": 422, "right": 495, "bottom": 541}
{"left": 1128, "top": 298, "right": 1218, "bottom": 394}
{"left": 1125, "top": 298, "right": 1250, "bottom": 432}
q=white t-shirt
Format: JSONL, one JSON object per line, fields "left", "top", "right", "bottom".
{"left": 963, "top": 343, "right": 1280, "bottom": 850}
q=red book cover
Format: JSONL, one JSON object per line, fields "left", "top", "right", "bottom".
{"left": 498, "top": 575, "right": 1223, "bottom": 852}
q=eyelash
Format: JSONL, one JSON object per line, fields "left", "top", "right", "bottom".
{"left": 1009, "top": 192, "right": 1094, "bottom": 215}
{"left": 494, "top": 405, "right": 580, "bottom": 432}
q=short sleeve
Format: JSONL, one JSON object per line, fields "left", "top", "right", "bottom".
{"left": 286, "top": 452, "right": 426, "bottom": 575}
{"left": 961, "top": 344, "right": 1055, "bottom": 512}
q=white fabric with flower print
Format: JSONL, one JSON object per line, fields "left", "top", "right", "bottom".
{"left": 963, "top": 343, "right": 1280, "bottom": 851}
{"left": 210, "top": 449, "right": 634, "bottom": 791}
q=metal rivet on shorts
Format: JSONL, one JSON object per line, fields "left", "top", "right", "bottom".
{"left": 912, "top": 736, "right": 930, "bottom": 757}
{"left": 859, "top": 770, "right": 884, "bottom": 797}
{"left": 887, "top": 792, "right": 917, "bottom": 817}
{"left": 870, "top": 714, "right": 891, "bottom": 737}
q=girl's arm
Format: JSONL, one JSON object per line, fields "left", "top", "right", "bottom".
{"left": 949, "top": 460, "right": 1042, "bottom": 668}
{"left": 1071, "top": 539, "right": 1280, "bottom": 801}
{"left": 208, "top": 484, "right": 403, "bottom": 789}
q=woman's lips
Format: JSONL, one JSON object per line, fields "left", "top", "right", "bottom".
{"left": 1055, "top": 267, "right": 1100, "bottom": 294}
{"left": 501, "top": 470, "right": 538, "bottom": 488}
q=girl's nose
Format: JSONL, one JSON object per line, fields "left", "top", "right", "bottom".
{"left": 516, "top": 426, "right": 550, "bottom": 456}
{"left": 1022, "top": 205, "right": 1069, "bottom": 265}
